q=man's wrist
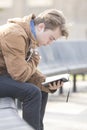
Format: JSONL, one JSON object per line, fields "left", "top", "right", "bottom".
{"left": 48, "top": 88, "right": 57, "bottom": 93}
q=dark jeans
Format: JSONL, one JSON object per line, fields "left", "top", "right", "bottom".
{"left": 0, "top": 74, "right": 48, "bottom": 130}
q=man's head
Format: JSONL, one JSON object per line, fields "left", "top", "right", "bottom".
{"left": 34, "top": 9, "right": 68, "bottom": 46}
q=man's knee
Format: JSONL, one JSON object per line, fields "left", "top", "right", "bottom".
{"left": 25, "top": 83, "right": 42, "bottom": 101}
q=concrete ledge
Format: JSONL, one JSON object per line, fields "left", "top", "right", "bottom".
{"left": 0, "top": 97, "right": 34, "bottom": 130}
{"left": 0, "top": 97, "right": 16, "bottom": 109}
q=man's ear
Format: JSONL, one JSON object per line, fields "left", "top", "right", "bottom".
{"left": 37, "top": 23, "right": 45, "bottom": 32}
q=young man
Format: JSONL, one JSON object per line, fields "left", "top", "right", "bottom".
{"left": 0, "top": 9, "right": 68, "bottom": 130}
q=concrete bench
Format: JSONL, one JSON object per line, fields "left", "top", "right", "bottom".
{"left": 0, "top": 97, "right": 34, "bottom": 130}
{"left": 38, "top": 40, "right": 87, "bottom": 92}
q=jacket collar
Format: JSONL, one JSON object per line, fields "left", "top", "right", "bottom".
{"left": 7, "top": 14, "right": 38, "bottom": 49}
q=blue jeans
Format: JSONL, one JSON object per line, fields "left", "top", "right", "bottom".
{"left": 0, "top": 74, "right": 48, "bottom": 130}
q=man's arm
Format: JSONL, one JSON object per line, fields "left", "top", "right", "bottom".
{"left": 1, "top": 33, "right": 40, "bottom": 82}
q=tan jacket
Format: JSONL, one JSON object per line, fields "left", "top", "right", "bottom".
{"left": 0, "top": 14, "right": 50, "bottom": 93}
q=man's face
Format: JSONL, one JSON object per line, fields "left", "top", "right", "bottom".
{"left": 36, "top": 23, "right": 62, "bottom": 46}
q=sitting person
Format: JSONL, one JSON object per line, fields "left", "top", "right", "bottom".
{"left": 0, "top": 9, "right": 68, "bottom": 130}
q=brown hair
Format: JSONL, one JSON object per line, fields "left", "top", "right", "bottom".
{"left": 34, "top": 9, "right": 68, "bottom": 38}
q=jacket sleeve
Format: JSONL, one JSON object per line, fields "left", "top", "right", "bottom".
{"left": 1, "top": 33, "right": 40, "bottom": 82}
{"left": 28, "top": 69, "right": 57, "bottom": 93}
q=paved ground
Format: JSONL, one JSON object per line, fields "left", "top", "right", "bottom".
{"left": 44, "top": 81, "right": 87, "bottom": 130}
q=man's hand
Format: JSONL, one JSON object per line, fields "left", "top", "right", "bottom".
{"left": 48, "top": 80, "right": 63, "bottom": 90}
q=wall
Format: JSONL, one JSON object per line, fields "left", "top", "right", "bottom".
{"left": 0, "top": 0, "right": 87, "bottom": 40}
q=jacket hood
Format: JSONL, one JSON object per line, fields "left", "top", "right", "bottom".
{"left": 7, "top": 14, "right": 38, "bottom": 48}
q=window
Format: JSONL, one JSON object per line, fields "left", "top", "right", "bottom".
{"left": 0, "top": 0, "right": 13, "bottom": 8}
{"left": 26, "top": 0, "right": 53, "bottom": 7}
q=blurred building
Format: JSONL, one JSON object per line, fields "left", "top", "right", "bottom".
{"left": 0, "top": 0, "right": 87, "bottom": 40}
